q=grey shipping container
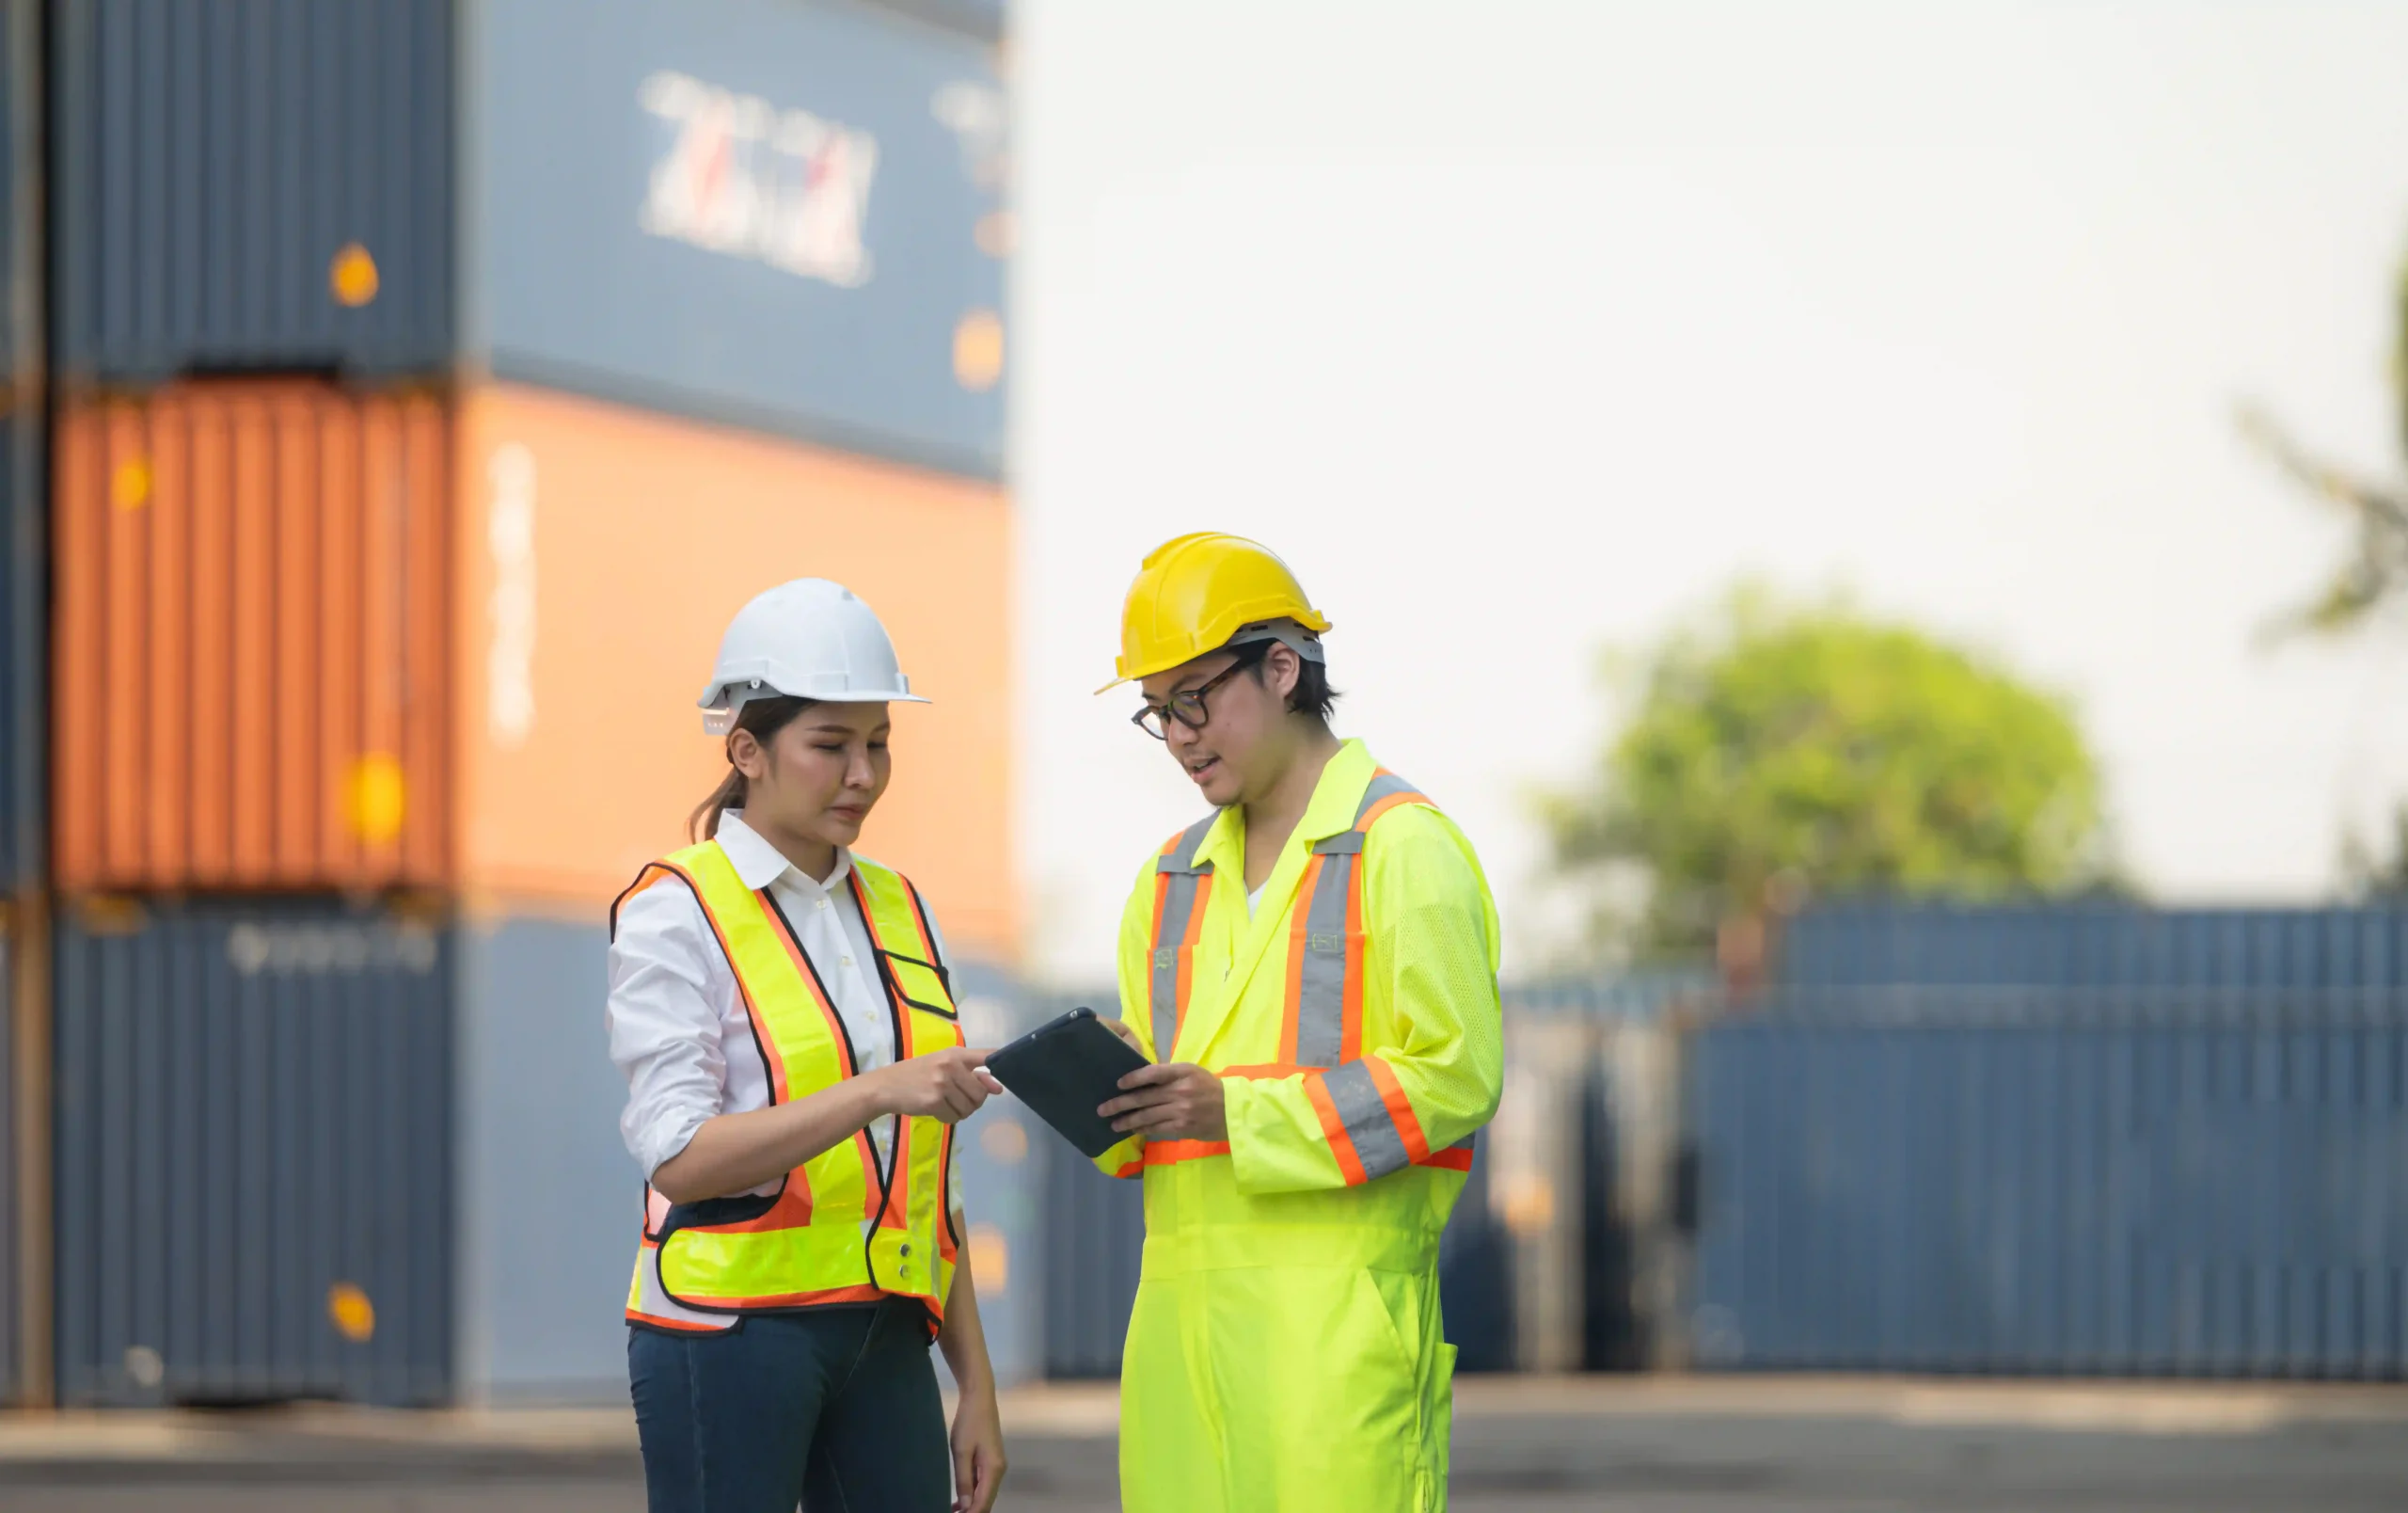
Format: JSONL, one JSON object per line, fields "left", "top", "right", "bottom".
{"left": 51, "top": 0, "right": 455, "bottom": 383}
{"left": 469, "top": 0, "right": 1008, "bottom": 479}
{"left": 1690, "top": 987, "right": 2408, "bottom": 1378}
{"left": 455, "top": 915, "right": 630, "bottom": 1402}
{"left": 53, "top": 898, "right": 453, "bottom": 1407}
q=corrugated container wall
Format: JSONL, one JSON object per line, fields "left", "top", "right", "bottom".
{"left": 452, "top": 383, "right": 1010, "bottom": 956}
{"left": 53, "top": 899, "right": 453, "bottom": 1407}
{"left": 1690, "top": 989, "right": 2408, "bottom": 1379}
{"left": 2, "top": 0, "right": 44, "bottom": 888}
{"left": 471, "top": 0, "right": 1008, "bottom": 478}
{"left": 51, "top": 0, "right": 454, "bottom": 383}
{"left": 1780, "top": 902, "right": 2408, "bottom": 991}
{"left": 53, "top": 382, "right": 452, "bottom": 893}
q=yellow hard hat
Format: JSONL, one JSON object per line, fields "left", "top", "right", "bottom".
{"left": 1099, "top": 533, "right": 1333, "bottom": 693}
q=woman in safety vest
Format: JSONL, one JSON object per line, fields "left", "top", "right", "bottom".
{"left": 608, "top": 579, "right": 1008, "bottom": 1513}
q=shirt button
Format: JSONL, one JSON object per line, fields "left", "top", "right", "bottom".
{"left": 841, "top": 955, "right": 853, "bottom": 968}
{"left": 816, "top": 898, "right": 830, "bottom": 910}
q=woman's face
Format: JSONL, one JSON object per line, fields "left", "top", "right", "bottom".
{"left": 732, "top": 701, "right": 892, "bottom": 854}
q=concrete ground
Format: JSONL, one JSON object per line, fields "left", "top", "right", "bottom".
{"left": 3, "top": 1375, "right": 2404, "bottom": 1511}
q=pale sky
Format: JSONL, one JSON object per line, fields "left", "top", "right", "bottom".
{"left": 1009, "top": 0, "right": 2408, "bottom": 982}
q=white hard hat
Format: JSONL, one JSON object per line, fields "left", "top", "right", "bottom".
{"left": 698, "top": 579, "right": 929, "bottom": 734}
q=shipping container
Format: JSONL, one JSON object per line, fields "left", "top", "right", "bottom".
{"left": 53, "top": 896, "right": 453, "bottom": 1407}
{"left": 1, "top": 0, "right": 40, "bottom": 383}
{"left": 0, "top": 906, "right": 16, "bottom": 1401}
{"left": 947, "top": 974, "right": 1043, "bottom": 1387}
{"left": 468, "top": 0, "right": 1007, "bottom": 478}
{"left": 1689, "top": 986, "right": 2408, "bottom": 1378}
{"left": 52, "top": 381, "right": 452, "bottom": 893}
{"left": 1038, "top": 1101, "right": 1144, "bottom": 1379}
{"left": 1780, "top": 901, "right": 2408, "bottom": 992}
{"left": 452, "top": 382, "right": 1013, "bottom": 958}
{"left": 51, "top": 0, "right": 454, "bottom": 383}
{"left": 0, "top": 403, "right": 40, "bottom": 890}
{"left": 454, "top": 912, "right": 630, "bottom": 1401}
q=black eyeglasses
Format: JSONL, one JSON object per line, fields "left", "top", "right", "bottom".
{"left": 1132, "top": 644, "right": 1268, "bottom": 741}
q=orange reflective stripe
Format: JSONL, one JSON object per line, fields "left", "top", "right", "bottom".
{"left": 1355, "top": 789, "right": 1424, "bottom": 830}
{"left": 1305, "top": 1072, "right": 1371, "bottom": 1187}
{"left": 1417, "top": 1145, "right": 1475, "bottom": 1173}
{"left": 878, "top": 1116, "right": 913, "bottom": 1230}
{"left": 627, "top": 1308, "right": 726, "bottom": 1333}
{"left": 1143, "top": 1139, "right": 1233, "bottom": 1166}
{"left": 696, "top": 1282, "right": 890, "bottom": 1311}
{"left": 1362, "top": 1054, "right": 1432, "bottom": 1164}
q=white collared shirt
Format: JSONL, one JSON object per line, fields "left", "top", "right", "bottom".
{"left": 606, "top": 811, "right": 958, "bottom": 1211}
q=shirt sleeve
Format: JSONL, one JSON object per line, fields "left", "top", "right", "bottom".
{"left": 607, "top": 878, "right": 733, "bottom": 1181}
{"left": 1092, "top": 851, "right": 1163, "bottom": 1180}
{"left": 1223, "top": 807, "right": 1505, "bottom": 1195}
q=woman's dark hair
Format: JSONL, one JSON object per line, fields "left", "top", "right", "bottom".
{"left": 689, "top": 695, "right": 816, "bottom": 841}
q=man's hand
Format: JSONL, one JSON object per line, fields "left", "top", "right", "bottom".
{"left": 1100, "top": 1062, "right": 1228, "bottom": 1141}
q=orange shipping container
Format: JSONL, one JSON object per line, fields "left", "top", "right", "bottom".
{"left": 453, "top": 384, "right": 1015, "bottom": 962}
{"left": 53, "top": 381, "right": 452, "bottom": 892}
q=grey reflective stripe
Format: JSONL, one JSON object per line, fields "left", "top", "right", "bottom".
{"left": 1321, "top": 1059, "right": 1411, "bottom": 1182}
{"left": 1291, "top": 851, "right": 1355, "bottom": 1068}
{"left": 1289, "top": 773, "right": 1424, "bottom": 1069}
{"left": 1354, "top": 770, "right": 1421, "bottom": 820}
{"left": 1449, "top": 1133, "right": 1475, "bottom": 1154}
{"left": 1149, "top": 814, "right": 1220, "bottom": 1062}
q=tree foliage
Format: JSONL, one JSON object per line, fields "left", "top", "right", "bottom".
{"left": 1540, "top": 591, "right": 2112, "bottom": 959}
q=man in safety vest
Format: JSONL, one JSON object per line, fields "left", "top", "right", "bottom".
{"left": 1091, "top": 533, "right": 1505, "bottom": 1513}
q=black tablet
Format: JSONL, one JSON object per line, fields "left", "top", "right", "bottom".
{"left": 982, "top": 1007, "right": 1151, "bottom": 1158}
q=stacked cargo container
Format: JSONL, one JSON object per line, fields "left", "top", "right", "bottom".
{"left": 32, "top": 0, "right": 1013, "bottom": 1407}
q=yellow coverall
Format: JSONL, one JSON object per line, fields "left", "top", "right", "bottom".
{"left": 1096, "top": 739, "right": 1504, "bottom": 1512}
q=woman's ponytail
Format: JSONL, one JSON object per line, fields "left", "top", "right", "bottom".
{"left": 688, "top": 694, "right": 816, "bottom": 841}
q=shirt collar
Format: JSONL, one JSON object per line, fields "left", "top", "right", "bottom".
{"left": 716, "top": 811, "right": 854, "bottom": 896}
{"left": 1191, "top": 738, "right": 1380, "bottom": 874}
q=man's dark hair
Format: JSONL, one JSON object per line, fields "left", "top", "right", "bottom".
{"left": 1244, "top": 640, "right": 1340, "bottom": 724}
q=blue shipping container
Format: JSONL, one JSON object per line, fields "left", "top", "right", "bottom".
{"left": 1, "top": 0, "right": 39, "bottom": 382}
{"left": 1690, "top": 988, "right": 2408, "bottom": 1378}
{"left": 50, "top": 0, "right": 456, "bottom": 383}
{"left": 470, "top": 0, "right": 1008, "bottom": 479}
{"left": 1780, "top": 902, "right": 2408, "bottom": 993}
{"left": 53, "top": 899, "right": 454, "bottom": 1408}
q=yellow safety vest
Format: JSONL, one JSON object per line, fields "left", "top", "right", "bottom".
{"left": 615, "top": 840, "right": 961, "bottom": 1335}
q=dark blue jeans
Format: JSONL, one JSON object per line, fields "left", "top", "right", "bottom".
{"left": 629, "top": 1299, "right": 951, "bottom": 1513}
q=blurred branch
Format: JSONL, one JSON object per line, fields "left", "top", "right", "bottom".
{"left": 2237, "top": 401, "right": 2408, "bottom": 640}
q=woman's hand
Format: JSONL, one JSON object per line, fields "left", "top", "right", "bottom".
{"left": 950, "top": 1380, "right": 1007, "bottom": 1513}
{"left": 868, "top": 1046, "right": 1002, "bottom": 1123}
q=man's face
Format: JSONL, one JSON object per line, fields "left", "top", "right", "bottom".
{"left": 1137, "top": 644, "right": 1298, "bottom": 807}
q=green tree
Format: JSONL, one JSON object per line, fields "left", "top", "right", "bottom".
{"left": 1539, "top": 590, "right": 2113, "bottom": 960}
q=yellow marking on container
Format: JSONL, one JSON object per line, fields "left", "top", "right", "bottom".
{"left": 113, "top": 459, "right": 151, "bottom": 510}
{"left": 953, "top": 310, "right": 1005, "bottom": 391}
{"left": 330, "top": 243, "right": 381, "bottom": 307}
{"left": 328, "top": 1282, "right": 377, "bottom": 1343}
{"left": 344, "top": 753, "right": 408, "bottom": 844}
